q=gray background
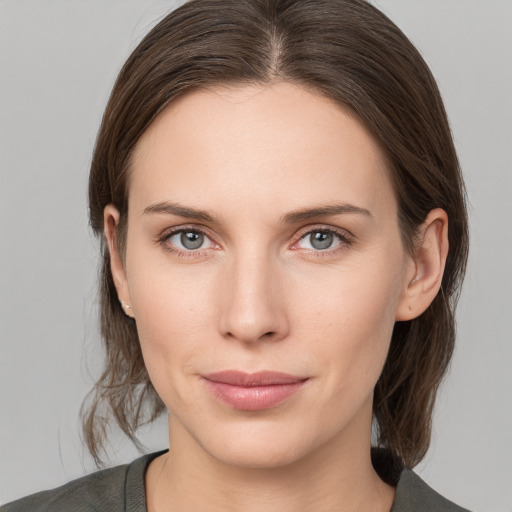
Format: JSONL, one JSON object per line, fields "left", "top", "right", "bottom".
{"left": 1, "top": 1, "right": 511, "bottom": 510}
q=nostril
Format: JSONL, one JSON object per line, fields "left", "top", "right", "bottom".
{"left": 224, "top": 330, "right": 277, "bottom": 341}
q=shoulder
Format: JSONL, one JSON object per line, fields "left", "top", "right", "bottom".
{"left": 372, "top": 449, "right": 472, "bottom": 512}
{"left": 0, "top": 464, "right": 129, "bottom": 512}
{"left": 0, "top": 452, "right": 160, "bottom": 512}
{"left": 392, "top": 469, "right": 472, "bottom": 512}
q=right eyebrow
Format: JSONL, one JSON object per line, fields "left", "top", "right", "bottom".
{"left": 142, "top": 201, "right": 218, "bottom": 223}
{"left": 281, "top": 203, "right": 373, "bottom": 224}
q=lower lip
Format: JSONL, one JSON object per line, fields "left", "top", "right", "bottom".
{"left": 202, "top": 379, "right": 307, "bottom": 411}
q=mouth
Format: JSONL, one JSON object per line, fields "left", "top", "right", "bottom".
{"left": 201, "top": 370, "right": 309, "bottom": 411}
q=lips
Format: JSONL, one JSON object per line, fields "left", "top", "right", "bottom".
{"left": 201, "top": 370, "right": 309, "bottom": 411}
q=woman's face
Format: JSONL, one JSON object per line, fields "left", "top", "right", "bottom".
{"left": 112, "top": 82, "right": 416, "bottom": 468}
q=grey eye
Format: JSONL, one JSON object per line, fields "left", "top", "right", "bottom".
{"left": 309, "top": 231, "right": 334, "bottom": 250}
{"left": 165, "top": 229, "right": 214, "bottom": 253}
{"left": 180, "top": 231, "right": 205, "bottom": 250}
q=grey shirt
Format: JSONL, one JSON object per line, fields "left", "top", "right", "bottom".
{"left": 1, "top": 451, "right": 471, "bottom": 511}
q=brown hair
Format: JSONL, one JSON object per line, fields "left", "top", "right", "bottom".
{"left": 84, "top": 0, "right": 468, "bottom": 468}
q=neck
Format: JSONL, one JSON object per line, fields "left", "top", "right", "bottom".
{"left": 145, "top": 406, "right": 395, "bottom": 512}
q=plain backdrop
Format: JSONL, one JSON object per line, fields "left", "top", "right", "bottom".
{"left": 1, "top": 1, "right": 511, "bottom": 510}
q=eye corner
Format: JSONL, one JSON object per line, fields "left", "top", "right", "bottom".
{"left": 291, "top": 225, "right": 355, "bottom": 255}
{"left": 155, "top": 225, "right": 222, "bottom": 257}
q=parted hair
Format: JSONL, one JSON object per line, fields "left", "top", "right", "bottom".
{"left": 84, "top": 0, "right": 469, "bottom": 468}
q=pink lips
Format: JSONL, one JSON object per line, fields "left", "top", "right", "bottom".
{"left": 202, "top": 370, "right": 308, "bottom": 411}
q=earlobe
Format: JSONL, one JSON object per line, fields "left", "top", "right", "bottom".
{"left": 104, "top": 205, "right": 134, "bottom": 318}
{"left": 395, "top": 208, "right": 449, "bottom": 321}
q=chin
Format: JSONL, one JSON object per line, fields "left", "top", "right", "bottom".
{"left": 196, "top": 420, "right": 322, "bottom": 470}
{"left": 210, "top": 441, "right": 305, "bottom": 470}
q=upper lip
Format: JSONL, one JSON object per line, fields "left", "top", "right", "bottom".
{"left": 202, "top": 370, "right": 308, "bottom": 386}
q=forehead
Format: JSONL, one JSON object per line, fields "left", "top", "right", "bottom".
{"left": 129, "top": 82, "right": 395, "bottom": 219}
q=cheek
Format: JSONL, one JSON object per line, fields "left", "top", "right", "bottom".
{"left": 291, "top": 251, "right": 405, "bottom": 391}
{"left": 124, "top": 246, "right": 218, "bottom": 390}
{"left": 128, "top": 232, "right": 214, "bottom": 323}
{"left": 294, "top": 251, "right": 403, "bottom": 336}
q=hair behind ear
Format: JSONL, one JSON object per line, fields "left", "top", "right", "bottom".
{"left": 81, "top": 238, "right": 165, "bottom": 466}
{"left": 374, "top": 291, "right": 454, "bottom": 467}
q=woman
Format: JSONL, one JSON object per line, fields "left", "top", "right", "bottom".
{"left": 2, "top": 0, "right": 471, "bottom": 510}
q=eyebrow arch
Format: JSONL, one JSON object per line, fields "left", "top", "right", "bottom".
{"left": 281, "top": 204, "right": 373, "bottom": 224}
{"left": 143, "top": 201, "right": 218, "bottom": 223}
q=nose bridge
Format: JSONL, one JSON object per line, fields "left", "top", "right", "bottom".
{"left": 219, "top": 244, "right": 287, "bottom": 343}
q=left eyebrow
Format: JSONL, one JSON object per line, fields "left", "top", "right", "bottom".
{"left": 142, "top": 201, "right": 218, "bottom": 223}
{"left": 281, "top": 204, "right": 373, "bottom": 224}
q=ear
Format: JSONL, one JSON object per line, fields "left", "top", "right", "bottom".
{"left": 104, "top": 204, "right": 135, "bottom": 319}
{"left": 395, "top": 208, "right": 449, "bottom": 321}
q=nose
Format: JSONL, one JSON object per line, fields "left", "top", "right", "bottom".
{"left": 217, "top": 250, "right": 289, "bottom": 344}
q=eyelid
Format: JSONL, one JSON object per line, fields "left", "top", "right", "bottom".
{"left": 159, "top": 224, "right": 217, "bottom": 241}
{"left": 157, "top": 224, "right": 221, "bottom": 255}
{"left": 289, "top": 224, "right": 355, "bottom": 254}
{"left": 292, "top": 224, "right": 354, "bottom": 243}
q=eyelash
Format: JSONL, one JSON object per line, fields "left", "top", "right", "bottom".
{"left": 157, "top": 225, "right": 354, "bottom": 259}
{"left": 157, "top": 225, "right": 218, "bottom": 259}
{"left": 291, "top": 226, "right": 353, "bottom": 258}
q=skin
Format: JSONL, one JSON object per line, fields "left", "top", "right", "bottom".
{"left": 105, "top": 82, "right": 448, "bottom": 512}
